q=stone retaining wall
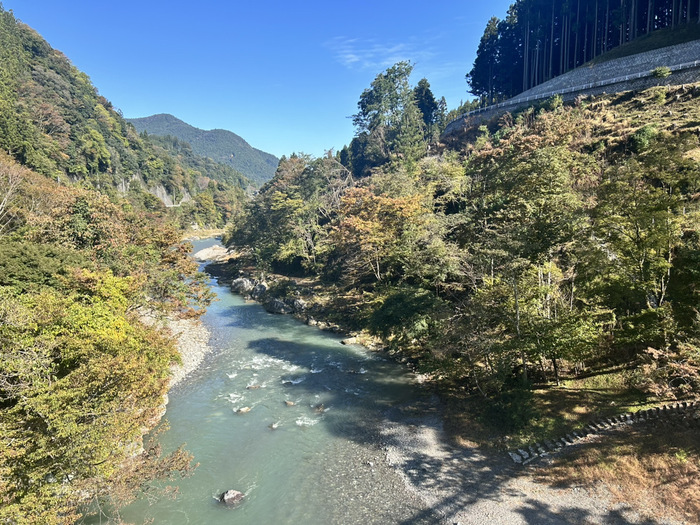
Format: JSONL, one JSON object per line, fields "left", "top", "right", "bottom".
{"left": 443, "top": 39, "right": 700, "bottom": 139}
{"left": 508, "top": 400, "right": 700, "bottom": 465}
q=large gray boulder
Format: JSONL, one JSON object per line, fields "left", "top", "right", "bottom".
{"left": 264, "top": 298, "right": 293, "bottom": 314}
{"left": 219, "top": 489, "right": 245, "bottom": 506}
{"left": 231, "top": 277, "right": 255, "bottom": 295}
{"left": 250, "top": 282, "right": 268, "bottom": 300}
{"left": 288, "top": 298, "right": 307, "bottom": 312}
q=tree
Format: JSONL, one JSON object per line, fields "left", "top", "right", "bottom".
{"left": 351, "top": 62, "right": 426, "bottom": 171}
{"left": 332, "top": 187, "right": 425, "bottom": 284}
{"left": 467, "top": 17, "right": 501, "bottom": 101}
{"left": 413, "top": 78, "right": 440, "bottom": 141}
{"left": 0, "top": 157, "right": 22, "bottom": 237}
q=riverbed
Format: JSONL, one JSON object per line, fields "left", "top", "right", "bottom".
{"left": 116, "top": 239, "right": 441, "bottom": 524}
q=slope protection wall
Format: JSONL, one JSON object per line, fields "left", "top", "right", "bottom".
{"left": 443, "top": 39, "right": 700, "bottom": 139}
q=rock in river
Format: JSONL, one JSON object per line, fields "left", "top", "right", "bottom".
{"left": 264, "top": 298, "right": 293, "bottom": 314}
{"left": 219, "top": 489, "right": 245, "bottom": 506}
{"left": 231, "top": 277, "right": 255, "bottom": 295}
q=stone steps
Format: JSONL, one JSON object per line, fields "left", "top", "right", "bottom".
{"left": 507, "top": 399, "right": 700, "bottom": 465}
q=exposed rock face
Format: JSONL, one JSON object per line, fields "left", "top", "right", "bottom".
{"left": 290, "top": 298, "right": 306, "bottom": 312}
{"left": 193, "top": 245, "right": 229, "bottom": 262}
{"left": 250, "top": 282, "right": 268, "bottom": 300}
{"left": 219, "top": 489, "right": 245, "bottom": 506}
{"left": 231, "top": 277, "right": 256, "bottom": 295}
{"left": 264, "top": 298, "right": 293, "bottom": 315}
{"left": 229, "top": 275, "right": 309, "bottom": 316}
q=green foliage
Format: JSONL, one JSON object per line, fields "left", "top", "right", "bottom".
{"left": 0, "top": 241, "right": 88, "bottom": 291}
{"left": 629, "top": 124, "right": 658, "bottom": 152}
{"left": 128, "top": 113, "right": 278, "bottom": 185}
{"left": 347, "top": 62, "right": 429, "bottom": 176}
{"left": 652, "top": 66, "right": 672, "bottom": 78}
{"left": 0, "top": 272, "right": 191, "bottom": 523}
{"left": 232, "top": 81, "right": 700, "bottom": 407}
{"left": 367, "top": 286, "right": 447, "bottom": 347}
{"left": 0, "top": 8, "right": 244, "bottom": 220}
{"left": 229, "top": 154, "right": 352, "bottom": 273}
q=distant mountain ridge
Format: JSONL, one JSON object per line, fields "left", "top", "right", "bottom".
{"left": 127, "top": 114, "right": 278, "bottom": 185}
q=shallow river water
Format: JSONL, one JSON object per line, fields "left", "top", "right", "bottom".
{"left": 115, "top": 239, "right": 438, "bottom": 525}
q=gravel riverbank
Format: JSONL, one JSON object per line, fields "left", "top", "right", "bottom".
{"left": 379, "top": 394, "right": 687, "bottom": 525}
{"left": 139, "top": 311, "right": 212, "bottom": 388}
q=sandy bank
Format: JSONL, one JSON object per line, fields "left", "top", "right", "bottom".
{"left": 139, "top": 311, "right": 212, "bottom": 389}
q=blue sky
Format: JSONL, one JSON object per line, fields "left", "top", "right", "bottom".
{"left": 5, "top": 1, "right": 513, "bottom": 159}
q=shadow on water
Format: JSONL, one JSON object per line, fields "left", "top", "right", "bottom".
{"left": 246, "top": 332, "right": 667, "bottom": 525}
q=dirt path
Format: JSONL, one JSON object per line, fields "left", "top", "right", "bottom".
{"left": 379, "top": 395, "right": 685, "bottom": 525}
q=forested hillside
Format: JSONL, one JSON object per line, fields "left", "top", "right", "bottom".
{"left": 468, "top": 0, "right": 700, "bottom": 102}
{"left": 0, "top": 7, "right": 226, "bottom": 522}
{"left": 0, "top": 8, "right": 247, "bottom": 229}
{"left": 128, "top": 114, "right": 279, "bottom": 186}
{"left": 229, "top": 64, "right": 700, "bottom": 419}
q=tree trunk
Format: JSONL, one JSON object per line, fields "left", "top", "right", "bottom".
{"left": 549, "top": 0, "right": 556, "bottom": 80}
{"left": 593, "top": 0, "right": 599, "bottom": 58}
{"left": 552, "top": 357, "right": 561, "bottom": 385}
{"left": 513, "top": 277, "right": 527, "bottom": 385}
{"left": 604, "top": 0, "right": 610, "bottom": 53}
{"left": 574, "top": 0, "right": 581, "bottom": 67}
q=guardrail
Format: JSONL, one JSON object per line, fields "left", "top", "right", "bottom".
{"left": 445, "top": 59, "right": 700, "bottom": 130}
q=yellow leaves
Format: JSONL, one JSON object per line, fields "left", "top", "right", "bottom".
{"left": 333, "top": 187, "right": 429, "bottom": 281}
{"left": 0, "top": 280, "right": 178, "bottom": 520}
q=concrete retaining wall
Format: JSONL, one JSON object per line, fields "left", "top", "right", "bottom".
{"left": 443, "top": 40, "right": 700, "bottom": 139}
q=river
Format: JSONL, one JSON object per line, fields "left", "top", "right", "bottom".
{"left": 114, "top": 239, "right": 441, "bottom": 524}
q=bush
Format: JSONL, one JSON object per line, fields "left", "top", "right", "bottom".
{"left": 651, "top": 66, "right": 672, "bottom": 79}
{"left": 629, "top": 124, "right": 658, "bottom": 153}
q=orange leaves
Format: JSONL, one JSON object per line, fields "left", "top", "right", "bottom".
{"left": 333, "top": 187, "right": 426, "bottom": 282}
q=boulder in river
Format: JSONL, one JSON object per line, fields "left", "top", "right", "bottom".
{"left": 264, "top": 298, "right": 293, "bottom": 314}
{"left": 231, "top": 277, "right": 255, "bottom": 295}
{"left": 288, "top": 297, "right": 307, "bottom": 312}
{"left": 219, "top": 489, "right": 245, "bottom": 506}
{"left": 250, "top": 282, "right": 268, "bottom": 300}
{"left": 193, "top": 245, "right": 229, "bottom": 262}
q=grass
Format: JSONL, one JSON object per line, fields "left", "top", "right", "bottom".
{"left": 441, "top": 366, "right": 655, "bottom": 449}
{"left": 537, "top": 424, "right": 700, "bottom": 523}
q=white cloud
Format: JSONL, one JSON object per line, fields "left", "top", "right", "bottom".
{"left": 324, "top": 36, "right": 437, "bottom": 71}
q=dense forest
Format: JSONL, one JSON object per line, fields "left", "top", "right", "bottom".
{"left": 468, "top": 0, "right": 700, "bottom": 102}
{"left": 0, "top": 7, "right": 249, "bottom": 229}
{"left": 127, "top": 114, "right": 279, "bottom": 186}
{"left": 2, "top": 0, "right": 700, "bottom": 520}
{"left": 0, "top": 6, "right": 247, "bottom": 522}
{"left": 229, "top": 62, "right": 700, "bottom": 410}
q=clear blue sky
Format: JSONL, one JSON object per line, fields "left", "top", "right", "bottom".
{"left": 5, "top": 1, "right": 513, "bottom": 159}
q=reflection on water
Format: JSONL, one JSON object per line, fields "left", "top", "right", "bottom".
{"left": 108, "top": 239, "right": 434, "bottom": 524}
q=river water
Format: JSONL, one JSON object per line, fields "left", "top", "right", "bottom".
{"left": 115, "top": 239, "right": 439, "bottom": 524}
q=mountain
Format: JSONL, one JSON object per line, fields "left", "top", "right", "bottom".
{"left": 127, "top": 114, "right": 278, "bottom": 185}
{"left": 0, "top": 9, "right": 247, "bottom": 226}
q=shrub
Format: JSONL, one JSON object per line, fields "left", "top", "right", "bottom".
{"left": 651, "top": 66, "right": 672, "bottom": 79}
